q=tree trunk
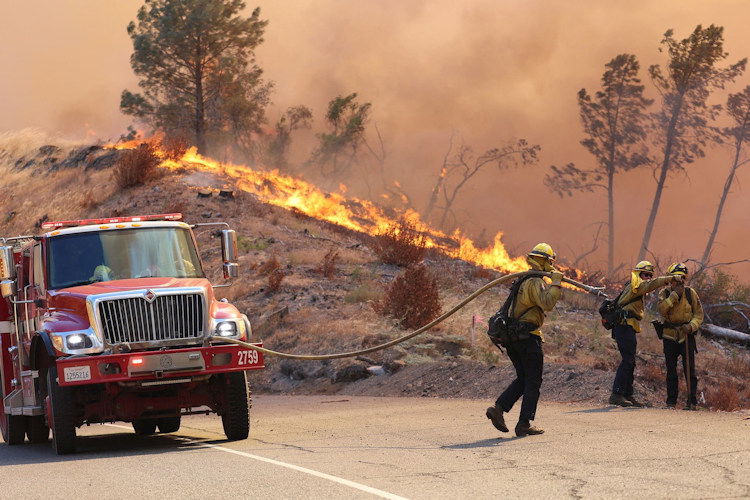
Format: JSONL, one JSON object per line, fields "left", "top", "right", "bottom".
{"left": 637, "top": 96, "right": 684, "bottom": 261}
{"left": 700, "top": 323, "right": 750, "bottom": 344}
{"left": 194, "top": 66, "right": 207, "bottom": 155}
{"left": 607, "top": 167, "right": 615, "bottom": 276}
{"left": 423, "top": 169, "right": 446, "bottom": 221}
{"left": 700, "top": 133, "right": 746, "bottom": 266}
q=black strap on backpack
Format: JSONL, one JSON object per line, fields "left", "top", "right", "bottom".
{"left": 599, "top": 282, "right": 643, "bottom": 330}
{"left": 487, "top": 275, "right": 541, "bottom": 348}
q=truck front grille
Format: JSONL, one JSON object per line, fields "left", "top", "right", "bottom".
{"left": 97, "top": 293, "right": 205, "bottom": 344}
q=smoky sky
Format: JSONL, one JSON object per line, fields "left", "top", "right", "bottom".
{"left": 1, "top": 0, "right": 749, "bottom": 274}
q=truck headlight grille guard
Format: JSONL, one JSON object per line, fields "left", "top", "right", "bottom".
{"left": 92, "top": 289, "right": 207, "bottom": 346}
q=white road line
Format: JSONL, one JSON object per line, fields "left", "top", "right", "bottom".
{"left": 106, "top": 424, "right": 406, "bottom": 500}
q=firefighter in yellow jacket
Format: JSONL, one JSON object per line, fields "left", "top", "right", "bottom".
{"left": 657, "top": 263, "right": 704, "bottom": 410}
{"left": 486, "top": 243, "right": 562, "bottom": 437}
{"left": 609, "top": 261, "right": 683, "bottom": 407}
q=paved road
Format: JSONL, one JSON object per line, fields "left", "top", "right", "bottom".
{"left": 1, "top": 396, "right": 749, "bottom": 499}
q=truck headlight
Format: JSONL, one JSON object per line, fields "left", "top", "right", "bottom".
{"left": 215, "top": 321, "right": 238, "bottom": 337}
{"left": 66, "top": 333, "right": 94, "bottom": 349}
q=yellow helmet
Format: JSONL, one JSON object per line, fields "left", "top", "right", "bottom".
{"left": 667, "top": 262, "right": 688, "bottom": 276}
{"left": 633, "top": 261, "right": 654, "bottom": 273}
{"left": 528, "top": 243, "right": 556, "bottom": 261}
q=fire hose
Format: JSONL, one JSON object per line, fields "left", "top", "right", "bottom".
{"left": 211, "top": 271, "right": 607, "bottom": 361}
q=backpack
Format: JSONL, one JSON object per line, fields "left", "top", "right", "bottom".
{"left": 598, "top": 284, "right": 642, "bottom": 330}
{"left": 487, "top": 275, "right": 540, "bottom": 347}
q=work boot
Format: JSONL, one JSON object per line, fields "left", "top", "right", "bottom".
{"left": 515, "top": 420, "right": 544, "bottom": 437}
{"left": 625, "top": 396, "right": 645, "bottom": 408}
{"left": 609, "top": 393, "right": 633, "bottom": 407}
{"left": 485, "top": 406, "right": 509, "bottom": 433}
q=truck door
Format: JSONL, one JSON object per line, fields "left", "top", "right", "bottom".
{"left": 24, "top": 243, "right": 46, "bottom": 358}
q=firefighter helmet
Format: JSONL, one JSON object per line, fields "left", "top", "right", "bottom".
{"left": 667, "top": 262, "right": 688, "bottom": 276}
{"left": 633, "top": 261, "right": 654, "bottom": 274}
{"left": 528, "top": 243, "right": 556, "bottom": 261}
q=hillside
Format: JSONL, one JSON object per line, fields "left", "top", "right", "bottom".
{"left": 1, "top": 132, "right": 748, "bottom": 412}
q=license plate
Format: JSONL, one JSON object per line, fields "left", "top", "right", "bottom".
{"left": 63, "top": 365, "right": 91, "bottom": 382}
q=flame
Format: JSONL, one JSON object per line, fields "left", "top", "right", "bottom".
{"left": 162, "top": 146, "right": 531, "bottom": 273}
{"left": 109, "top": 140, "right": 547, "bottom": 274}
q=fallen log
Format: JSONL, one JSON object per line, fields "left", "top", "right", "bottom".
{"left": 700, "top": 323, "right": 750, "bottom": 345}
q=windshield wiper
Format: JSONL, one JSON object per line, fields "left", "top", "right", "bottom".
{"left": 59, "top": 279, "right": 96, "bottom": 289}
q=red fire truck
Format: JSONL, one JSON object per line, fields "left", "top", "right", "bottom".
{"left": 0, "top": 213, "right": 264, "bottom": 454}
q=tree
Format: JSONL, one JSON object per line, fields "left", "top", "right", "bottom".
{"left": 545, "top": 54, "right": 651, "bottom": 275}
{"left": 263, "top": 105, "right": 312, "bottom": 170}
{"left": 120, "top": 0, "right": 271, "bottom": 155}
{"left": 637, "top": 25, "right": 746, "bottom": 261}
{"left": 426, "top": 137, "right": 540, "bottom": 230}
{"left": 312, "top": 93, "right": 371, "bottom": 178}
{"left": 700, "top": 86, "right": 750, "bottom": 267}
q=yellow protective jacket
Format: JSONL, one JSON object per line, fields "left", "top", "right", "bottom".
{"left": 617, "top": 275, "right": 673, "bottom": 332}
{"left": 512, "top": 259, "right": 561, "bottom": 341}
{"left": 657, "top": 287, "right": 704, "bottom": 343}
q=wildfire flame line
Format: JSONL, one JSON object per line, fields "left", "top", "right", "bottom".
{"left": 110, "top": 139, "right": 561, "bottom": 275}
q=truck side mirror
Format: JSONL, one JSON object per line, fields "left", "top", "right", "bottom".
{"left": 220, "top": 230, "right": 239, "bottom": 280}
{"left": 0, "top": 246, "right": 15, "bottom": 280}
{"left": 221, "top": 230, "right": 238, "bottom": 264}
{"left": 0, "top": 246, "right": 16, "bottom": 298}
{"left": 223, "top": 263, "right": 239, "bottom": 279}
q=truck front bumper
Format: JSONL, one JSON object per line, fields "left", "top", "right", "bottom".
{"left": 55, "top": 343, "right": 265, "bottom": 387}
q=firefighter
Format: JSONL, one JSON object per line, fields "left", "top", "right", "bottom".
{"left": 609, "top": 261, "right": 683, "bottom": 407}
{"left": 486, "top": 243, "right": 563, "bottom": 437}
{"left": 657, "top": 263, "right": 704, "bottom": 410}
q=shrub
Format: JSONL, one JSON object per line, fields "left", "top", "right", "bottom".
{"left": 267, "top": 269, "right": 286, "bottom": 293}
{"left": 161, "top": 134, "right": 189, "bottom": 160}
{"left": 706, "top": 381, "right": 741, "bottom": 412}
{"left": 378, "top": 264, "right": 441, "bottom": 329}
{"left": 317, "top": 248, "right": 339, "bottom": 278}
{"left": 114, "top": 143, "right": 161, "bottom": 189}
{"left": 372, "top": 218, "right": 426, "bottom": 267}
{"left": 257, "top": 255, "right": 281, "bottom": 276}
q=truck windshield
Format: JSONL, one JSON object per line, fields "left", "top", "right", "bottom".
{"left": 48, "top": 227, "right": 204, "bottom": 289}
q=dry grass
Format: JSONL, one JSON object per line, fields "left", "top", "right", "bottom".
{"left": 114, "top": 143, "right": 161, "bottom": 189}
{"left": 344, "top": 283, "right": 382, "bottom": 304}
{"left": 378, "top": 264, "right": 441, "bottom": 329}
{"left": 372, "top": 218, "right": 426, "bottom": 267}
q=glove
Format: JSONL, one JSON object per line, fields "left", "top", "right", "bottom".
{"left": 550, "top": 270, "right": 563, "bottom": 286}
{"left": 678, "top": 324, "right": 693, "bottom": 336}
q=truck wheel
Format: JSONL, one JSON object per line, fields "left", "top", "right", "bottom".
{"left": 47, "top": 366, "right": 77, "bottom": 454}
{"left": 26, "top": 415, "right": 50, "bottom": 443}
{"left": 221, "top": 371, "right": 250, "bottom": 441}
{"left": 1, "top": 414, "right": 26, "bottom": 445}
{"left": 132, "top": 419, "right": 157, "bottom": 435}
{"left": 157, "top": 416, "right": 181, "bottom": 433}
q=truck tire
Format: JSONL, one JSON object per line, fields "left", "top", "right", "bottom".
{"left": 1, "top": 414, "right": 26, "bottom": 445}
{"left": 47, "top": 366, "right": 77, "bottom": 454}
{"left": 132, "top": 419, "right": 157, "bottom": 435}
{"left": 26, "top": 415, "right": 50, "bottom": 443}
{"left": 157, "top": 416, "right": 181, "bottom": 433}
{"left": 221, "top": 371, "right": 250, "bottom": 441}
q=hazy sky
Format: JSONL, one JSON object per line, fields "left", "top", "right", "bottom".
{"left": 1, "top": 0, "right": 749, "bottom": 273}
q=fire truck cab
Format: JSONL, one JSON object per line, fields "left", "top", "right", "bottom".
{"left": 0, "top": 214, "right": 263, "bottom": 454}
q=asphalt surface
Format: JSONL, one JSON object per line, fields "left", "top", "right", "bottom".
{"left": 1, "top": 396, "right": 749, "bottom": 499}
